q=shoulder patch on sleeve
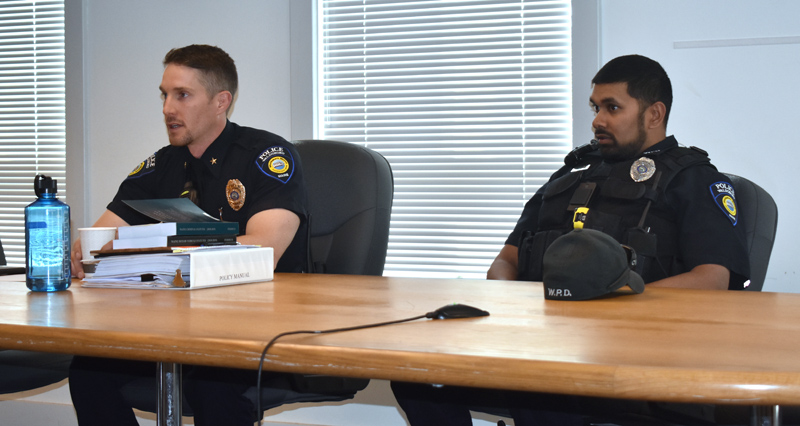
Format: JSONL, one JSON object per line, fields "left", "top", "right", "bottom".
{"left": 126, "top": 153, "right": 157, "bottom": 179}
{"left": 255, "top": 146, "right": 295, "bottom": 184}
{"left": 709, "top": 181, "right": 738, "bottom": 226}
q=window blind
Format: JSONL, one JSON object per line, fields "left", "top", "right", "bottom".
{"left": 318, "top": 0, "right": 571, "bottom": 278}
{"left": 0, "top": 0, "right": 65, "bottom": 266}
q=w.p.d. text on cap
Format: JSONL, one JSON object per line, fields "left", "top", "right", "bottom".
{"left": 542, "top": 229, "right": 645, "bottom": 300}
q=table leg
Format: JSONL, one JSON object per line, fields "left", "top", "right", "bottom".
{"left": 157, "top": 362, "right": 183, "bottom": 426}
{"left": 752, "top": 405, "right": 782, "bottom": 426}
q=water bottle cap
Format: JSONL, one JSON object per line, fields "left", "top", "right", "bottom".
{"left": 34, "top": 174, "right": 57, "bottom": 197}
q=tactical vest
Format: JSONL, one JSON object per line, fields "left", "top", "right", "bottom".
{"left": 517, "top": 145, "right": 712, "bottom": 283}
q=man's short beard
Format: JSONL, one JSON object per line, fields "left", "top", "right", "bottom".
{"left": 168, "top": 132, "right": 193, "bottom": 147}
{"left": 599, "top": 135, "right": 645, "bottom": 162}
{"left": 598, "top": 111, "right": 648, "bottom": 162}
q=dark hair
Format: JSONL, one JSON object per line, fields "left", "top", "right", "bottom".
{"left": 163, "top": 44, "right": 238, "bottom": 100}
{"left": 592, "top": 54, "right": 672, "bottom": 126}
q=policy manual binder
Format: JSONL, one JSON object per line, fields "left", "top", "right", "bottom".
{"left": 82, "top": 246, "right": 273, "bottom": 289}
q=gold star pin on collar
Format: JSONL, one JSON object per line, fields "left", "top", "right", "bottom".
{"left": 210, "top": 158, "right": 217, "bottom": 165}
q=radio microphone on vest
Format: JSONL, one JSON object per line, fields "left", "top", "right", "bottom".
{"left": 564, "top": 138, "right": 600, "bottom": 168}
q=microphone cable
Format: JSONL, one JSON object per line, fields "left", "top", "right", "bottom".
{"left": 255, "top": 313, "right": 426, "bottom": 424}
{"left": 255, "top": 303, "right": 489, "bottom": 425}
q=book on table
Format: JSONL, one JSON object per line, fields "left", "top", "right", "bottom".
{"left": 82, "top": 246, "right": 273, "bottom": 290}
{"left": 84, "top": 198, "right": 249, "bottom": 274}
{"left": 100, "top": 198, "right": 241, "bottom": 251}
{"left": 117, "top": 221, "right": 239, "bottom": 239}
{"left": 112, "top": 234, "right": 237, "bottom": 250}
{"left": 118, "top": 198, "right": 239, "bottom": 237}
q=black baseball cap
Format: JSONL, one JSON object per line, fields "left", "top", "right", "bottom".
{"left": 543, "top": 229, "right": 645, "bottom": 300}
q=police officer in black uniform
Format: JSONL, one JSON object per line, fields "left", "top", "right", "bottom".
{"left": 101, "top": 120, "right": 307, "bottom": 273}
{"left": 391, "top": 55, "right": 750, "bottom": 425}
{"left": 68, "top": 45, "right": 308, "bottom": 426}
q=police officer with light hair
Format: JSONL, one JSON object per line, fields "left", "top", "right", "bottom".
{"left": 391, "top": 54, "right": 750, "bottom": 426}
{"left": 68, "top": 44, "right": 308, "bottom": 426}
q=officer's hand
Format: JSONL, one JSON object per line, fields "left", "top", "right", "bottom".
{"left": 71, "top": 238, "right": 84, "bottom": 279}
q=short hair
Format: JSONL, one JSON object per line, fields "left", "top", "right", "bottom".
{"left": 592, "top": 54, "right": 672, "bottom": 126}
{"left": 163, "top": 44, "right": 238, "bottom": 100}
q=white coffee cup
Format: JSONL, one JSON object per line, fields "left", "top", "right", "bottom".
{"left": 79, "top": 227, "right": 117, "bottom": 260}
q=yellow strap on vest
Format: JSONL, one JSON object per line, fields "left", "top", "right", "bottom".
{"left": 573, "top": 207, "right": 589, "bottom": 229}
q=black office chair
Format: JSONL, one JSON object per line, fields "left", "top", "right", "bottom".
{"left": 714, "top": 174, "right": 790, "bottom": 426}
{"left": 296, "top": 139, "right": 394, "bottom": 276}
{"left": 120, "top": 139, "right": 394, "bottom": 419}
{"left": 722, "top": 173, "right": 778, "bottom": 292}
{"left": 241, "top": 139, "right": 394, "bottom": 414}
{"left": 0, "top": 240, "right": 72, "bottom": 396}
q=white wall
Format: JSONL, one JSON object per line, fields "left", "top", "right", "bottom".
{"left": 594, "top": 0, "right": 800, "bottom": 292}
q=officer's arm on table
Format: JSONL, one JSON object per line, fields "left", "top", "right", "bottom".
{"left": 487, "top": 244, "right": 520, "bottom": 281}
{"left": 486, "top": 244, "right": 730, "bottom": 291}
{"left": 647, "top": 264, "right": 728, "bottom": 290}
{"left": 236, "top": 208, "right": 299, "bottom": 268}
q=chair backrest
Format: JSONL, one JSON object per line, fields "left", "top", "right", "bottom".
{"left": 723, "top": 173, "right": 778, "bottom": 291}
{"left": 0, "top": 239, "right": 25, "bottom": 275}
{"left": 294, "top": 140, "right": 393, "bottom": 276}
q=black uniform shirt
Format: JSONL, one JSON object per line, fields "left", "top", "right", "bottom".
{"left": 108, "top": 120, "right": 308, "bottom": 272}
{"left": 507, "top": 136, "right": 750, "bottom": 288}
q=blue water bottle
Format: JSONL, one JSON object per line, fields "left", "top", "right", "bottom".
{"left": 25, "top": 175, "right": 71, "bottom": 292}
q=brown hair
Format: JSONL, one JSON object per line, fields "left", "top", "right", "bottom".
{"left": 163, "top": 44, "right": 238, "bottom": 101}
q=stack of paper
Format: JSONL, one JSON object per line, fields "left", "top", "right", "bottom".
{"left": 82, "top": 246, "right": 273, "bottom": 290}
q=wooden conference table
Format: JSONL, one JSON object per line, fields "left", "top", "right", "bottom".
{"left": 1, "top": 273, "right": 799, "bottom": 425}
